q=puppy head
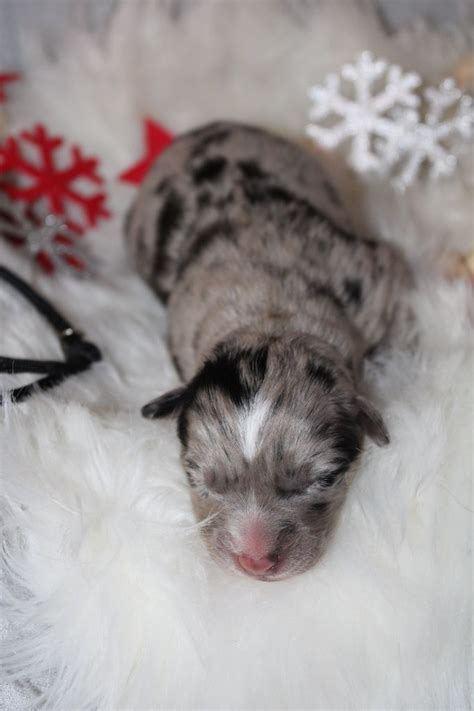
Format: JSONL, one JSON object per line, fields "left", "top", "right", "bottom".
{"left": 143, "top": 334, "right": 388, "bottom": 580}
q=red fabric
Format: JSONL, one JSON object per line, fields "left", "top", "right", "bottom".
{"left": 0, "top": 72, "right": 20, "bottom": 103}
{"left": 0, "top": 123, "right": 110, "bottom": 233}
{"left": 119, "top": 117, "right": 174, "bottom": 185}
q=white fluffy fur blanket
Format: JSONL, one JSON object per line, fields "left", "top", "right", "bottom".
{"left": 0, "top": 2, "right": 472, "bottom": 709}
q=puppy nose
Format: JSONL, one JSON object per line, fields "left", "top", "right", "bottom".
{"left": 238, "top": 554, "right": 276, "bottom": 575}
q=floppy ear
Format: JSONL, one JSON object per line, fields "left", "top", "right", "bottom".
{"left": 141, "top": 386, "right": 188, "bottom": 419}
{"left": 355, "top": 395, "right": 390, "bottom": 446}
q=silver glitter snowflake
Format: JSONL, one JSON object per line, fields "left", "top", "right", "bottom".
{"left": 390, "top": 79, "right": 474, "bottom": 190}
{"left": 306, "top": 52, "right": 474, "bottom": 190}
{"left": 0, "top": 192, "right": 95, "bottom": 276}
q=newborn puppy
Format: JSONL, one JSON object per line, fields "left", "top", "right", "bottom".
{"left": 125, "top": 121, "right": 411, "bottom": 580}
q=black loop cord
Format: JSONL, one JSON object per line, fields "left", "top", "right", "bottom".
{"left": 0, "top": 265, "right": 102, "bottom": 405}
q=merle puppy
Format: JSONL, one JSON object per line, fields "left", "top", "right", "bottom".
{"left": 125, "top": 121, "right": 410, "bottom": 580}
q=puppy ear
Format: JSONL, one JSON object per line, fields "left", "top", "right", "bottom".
{"left": 355, "top": 395, "right": 390, "bottom": 446}
{"left": 142, "top": 386, "right": 188, "bottom": 419}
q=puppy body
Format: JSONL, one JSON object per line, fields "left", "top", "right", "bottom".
{"left": 126, "top": 122, "right": 411, "bottom": 579}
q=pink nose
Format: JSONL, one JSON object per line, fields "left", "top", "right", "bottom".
{"left": 238, "top": 554, "right": 276, "bottom": 575}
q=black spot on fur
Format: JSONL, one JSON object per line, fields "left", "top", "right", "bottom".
{"left": 307, "top": 363, "right": 336, "bottom": 392}
{"left": 154, "top": 177, "right": 170, "bottom": 195}
{"left": 267, "top": 185, "right": 295, "bottom": 204}
{"left": 157, "top": 189, "right": 184, "bottom": 242}
{"left": 246, "top": 345, "right": 268, "bottom": 384}
{"left": 151, "top": 188, "right": 185, "bottom": 291}
{"left": 192, "top": 156, "right": 227, "bottom": 183}
{"left": 243, "top": 181, "right": 296, "bottom": 207}
{"left": 196, "top": 220, "right": 233, "bottom": 249}
{"left": 363, "top": 238, "right": 378, "bottom": 250}
{"left": 177, "top": 411, "right": 189, "bottom": 447}
{"left": 153, "top": 282, "right": 170, "bottom": 305}
{"left": 307, "top": 283, "right": 345, "bottom": 312}
{"left": 343, "top": 278, "right": 362, "bottom": 306}
{"left": 333, "top": 426, "right": 362, "bottom": 470}
{"left": 195, "top": 351, "right": 249, "bottom": 407}
{"left": 197, "top": 191, "right": 212, "bottom": 208}
{"left": 238, "top": 160, "right": 270, "bottom": 180}
{"left": 193, "top": 345, "right": 268, "bottom": 407}
{"left": 242, "top": 181, "right": 265, "bottom": 205}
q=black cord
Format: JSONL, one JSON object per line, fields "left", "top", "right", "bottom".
{"left": 0, "top": 266, "right": 73, "bottom": 333}
{"left": 0, "top": 265, "right": 102, "bottom": 405}
{"left": 0, "top": 356, "right": 68, "bottom": 374}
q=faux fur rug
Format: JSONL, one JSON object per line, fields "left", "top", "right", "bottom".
{"left": 1, "top": 2, "right": 472, "bottom": 709}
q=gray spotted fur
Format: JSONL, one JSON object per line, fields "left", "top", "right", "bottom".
{"left": 125, "top": 121, "right": 412, "bottom": 579}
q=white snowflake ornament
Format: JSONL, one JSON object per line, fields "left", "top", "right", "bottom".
{"left": 306, "top": 51, "right": 421, "bottom": 174}
{"left": 393, "top": 79, "right": 474, "bottom": 190}
{"left": 306, "top": 53, "right": 474, "bottom": 190}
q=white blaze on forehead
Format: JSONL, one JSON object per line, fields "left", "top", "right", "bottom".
{"left": 238, "top": 395, "right": 271, "bottom": 460}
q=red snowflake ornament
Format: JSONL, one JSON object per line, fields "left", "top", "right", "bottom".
{"left": 0, "top": 72, "right": 20, "bottom": 103}
{"left": 119, "top": 117, "right": 174, "bottom": 185}
{"left": 0, "top": 123, "right": 110, "bottom": 233}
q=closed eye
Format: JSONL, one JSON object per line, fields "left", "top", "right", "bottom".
{"left": 276, "top": 483, "right": 313, "bottom": 499}
{"left": 185, "top": 470, "right": 210, "bottom": 498}
{"left": 277, "top": 462, "right": 349, "bottom": 497}
{"left": 185, "top": 471, "right": 197, "bottom": 488}
{"left": 317, "top": 463, "right": 349, "bottom": 488}
{"left": 202, "top": 470, "right": 237, "bottom": 497}
{"left": 276, "top": 467, "right": 317, "bottom": 498}
{"left": 308, "top": 500, "right": 330, "bottom": 515}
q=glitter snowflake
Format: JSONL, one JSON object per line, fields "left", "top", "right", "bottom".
{"left": 0, "top": 192, "right": 95, "bottom": 275}
{"left": 306, "top": 52, "right": 421, "bottom": 174}
{"left": 0, "top": 124, "right": 110, "bottom": 232}
{"left": 390, "top": 79, "right": 474, "bottom": 190}
{"left": 306, "top": 52, "right": 474, "bottom": 190}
